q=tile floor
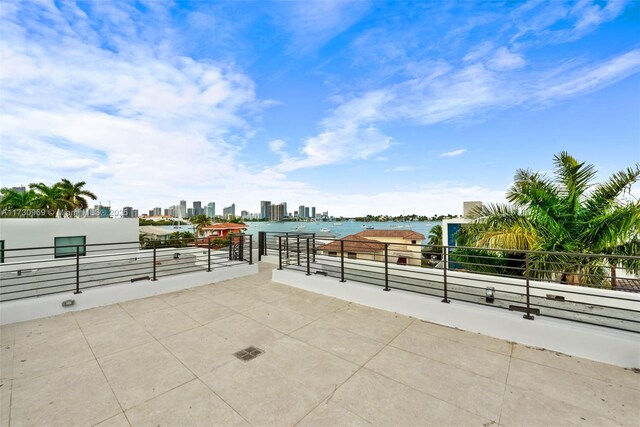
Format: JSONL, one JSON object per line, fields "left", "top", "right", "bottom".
{"left": 1, "top": 263, "right": 638, "bottom": 426}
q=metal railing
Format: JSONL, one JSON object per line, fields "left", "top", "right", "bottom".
{"left": 275, "top": 233, "right": 640, "bottom": 333}
{"left": 0, "top": 234, "right": 252, "bottom": 302}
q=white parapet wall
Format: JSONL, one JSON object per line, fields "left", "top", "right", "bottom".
{"left": 272, "top": 268, "right": 640, "bottom": 368}
{"left": 1, "top": 263, "right": 258, "bottom": 325}
{"left": 0, "top": 218, "right": 139, "bottom": 261}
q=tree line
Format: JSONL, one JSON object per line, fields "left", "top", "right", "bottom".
{"left": 0, "top": 180, "right": 97, "bottom": 217}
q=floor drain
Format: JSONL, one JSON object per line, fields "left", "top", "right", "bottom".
{"left": 233, "top": 346, "right": 264, "bottom": 362}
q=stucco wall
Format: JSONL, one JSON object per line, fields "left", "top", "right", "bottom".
{"left": 0, "top": 218, "right": 139, "bottom": 261}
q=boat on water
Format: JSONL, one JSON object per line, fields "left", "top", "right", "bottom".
{"left": 361, "top": 225, "right": 374, "bottom": 229}
{"left": 333, "top": 222, "right": 343, "bottom": 226}
{"left": 320, "top": 227, "right": 331, "bottom": 232}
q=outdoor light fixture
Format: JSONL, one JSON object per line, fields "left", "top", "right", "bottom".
{"left": 485, "top": 287, "right": 495, "bottom": 303}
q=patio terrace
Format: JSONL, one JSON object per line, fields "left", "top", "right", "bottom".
{"left": 1, "top": 263, "right": 638, "bottom": 426}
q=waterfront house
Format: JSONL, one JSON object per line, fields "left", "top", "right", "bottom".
{"left": 201, "top": 222, "right": 248, "bottom": 239}
{"left": 317, "top": 229, "right": 425, "bottom": 266}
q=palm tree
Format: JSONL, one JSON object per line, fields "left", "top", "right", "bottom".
{"left": 428, "top": 225, "right": 443, "bottom": 246}
{"left": 58, "top": 179, "right": 97, "bottom": 215}
{"left": 0, "top": 188, "right": 38, "bottom": 212}
{"left": 422, "top": 225, "right": 443, "bottom": 261}
{"left": 458, "top": 152, "right": 640, "bottom": 288}
{"left": 190, "top": 214, "right": 212, "bottom": 246}
{"left": 29, "top": 182, "right": 73, "bottom": 217}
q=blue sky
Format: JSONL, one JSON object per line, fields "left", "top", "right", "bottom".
{"left": 1, "top": 0, "right": 639, "bottom": 216}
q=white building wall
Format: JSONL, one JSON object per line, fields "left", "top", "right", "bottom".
{"left": 0, "top": 218, "right": 139, "bottom": 261}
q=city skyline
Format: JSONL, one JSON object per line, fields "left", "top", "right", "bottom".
{"left": 1, "top": 1, "right": 639, "bottom": 217}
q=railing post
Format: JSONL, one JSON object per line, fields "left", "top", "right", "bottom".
{"left": 228, "top": 236, "right": 232, "bottom": 261}
{"left": 207, "top": 240, "right": 211, "bottom": 272}
{"left": 74, "top": 245, "right": 82, "bottom": 294}
{"left": 306, "top": 238, "right": 311, "bottom": 276}
{"left": 296, "top": 234, "right": 301, "bottom": 266}
{"left": 239, "top": 234, "right": 244, "bottom": 261}
{"left": 442, "top": 245, "right": 450, "bottom": 303}
{"left": 523, "top": 252, "right": 534, "bottom": 320}
{"left": 312, "top": 233, "right": 316, "bottom": 262}
{"left": 258, "top": 231, "right": 264, "bottom": 261}
{"left": 383, "top": 243, "right": 390, "bottom": 291}
{"left": 249, "top": 234, "right": 253, "bottom": 265}
{"left": 285, "top": 232, "right": 289, "bottom": 260}
{"left": 278, "top": 235, "right": 283, "bottom": 270}
{"left": 340, "top": 240, "right": 346, "bottom": 282}
{"left": 152, "top": 241, "right": 157, "bottom": 281}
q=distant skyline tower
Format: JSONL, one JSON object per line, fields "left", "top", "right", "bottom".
{"left": 193, "top": 201, "right": 202, "bottom": 215}
{"left": 311, "top": 207, "right": 316, "bottom": 218}
{"left": 305, "top": 207, "right": 309, "bottom": 218}
{"left": 179, "top": 200, "right": 186, "bottom": 217}
{"left": 222, "top": 203, "right": 236, "bottom": 218}
{"left": 260, "top": 201, "right": 271, "bottom": 219}
{"left": 206, "top": 202, "right": 215, "bottom": 218}
{"left": 270, "top": 203, "right": 285, "bottom": 222}
{"left": 123, "top": 206, "right": 133, "bottom": 218}
{"left": 298, "top": 205, "right": 305, "bottom": 219}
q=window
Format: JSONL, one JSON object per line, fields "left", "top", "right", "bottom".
{"left": 0, "top": 240, "right": 4, "bottom": 263}
{"left": 397, "top": 257, "right": 407, "bottom": 265}
{"left": 328, "top": 251, "right": 337, "bottom": 257}
{"left": 55, "top": 236, "right": 86, "bottom": 258}
{"left": 411, "top": 240, "right": 417, "bottom": 244}
{"left": 347, "top": 252, "right": 357, "bottom": 259}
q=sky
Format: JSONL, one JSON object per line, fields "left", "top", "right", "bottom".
{"left": 1, "top": 0, "right": 639, "bottom": 217}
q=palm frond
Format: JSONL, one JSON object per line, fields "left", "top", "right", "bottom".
{"left": 553, "top": 151, "right": 596, "bottom": 213}
{"left": 583, "top": 164, "right": 640, "bottom": 218}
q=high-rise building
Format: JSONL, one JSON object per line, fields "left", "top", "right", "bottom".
{"left": 193, "top": 201, "right": 202, "bottom": 216}
{"left": 153, "top": 207, "right": 162, "bottom": 216}
{"left": 222, "top": 203, "right": 236, "bottom": 219}
{"left": 311, "top": 207, "right": 316, "bottom": 219}
{"left": 179, "top": 200, "right": 187, "bottom": 218}
{"left": 132, "top": 209, "right": 139, "bottom": 218}
{"left": 305, "top": 207, "right": 310, "bottom": 218}
{"left": 205, "top": 202, "right": 215, "bottom": 218}
{"left": 282, "top": 202, "right": 287, "bottom": 218}
{"left": 123, "top": 207, "right": 133, "bottom": 218}
{"left": 240, "top": 210, "right": 249, "bottom": 218}
{"left": 260, "top": 201, "right": 271, "bottom": 219}
{"left": 94, "top": 204, "right": 111, "bottom": 218}
{"left": 270, "top": 203, "right": 286, "bottom": 222}
{"left": 187, "top": 208, "right": 193, "bottom": 217}
{"left": 298, "top": 205, "right": 305, "bottom": 219}
{"left": 148, "top": 209, "right": 154, "bottom": 216}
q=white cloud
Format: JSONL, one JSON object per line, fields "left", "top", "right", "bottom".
{"left": 441, "top": 149, "right": 467, "bottom": 158}
{"left": 274, "top": 90, "right": 394, "bottom": 172}
{"left": 0, "top": 1, "right": 294, "bottom": 212}
{"left": 535, "top": 49, "right": 640, "bottom": 101}
{"left": 268, "top": 139, "right": 287, "bottom": 154}
{"left": 311, "top": 183, "right": 507, "bottom": 217}
{"left": 277, "top": 0, "right": 371, "bottom": 53}
{"left": 486, "top": 47, "right": 526, "bottom": 71}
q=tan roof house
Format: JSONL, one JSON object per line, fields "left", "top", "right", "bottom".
{"left": 317, "top": 229, "right": 425, "bottom": 266}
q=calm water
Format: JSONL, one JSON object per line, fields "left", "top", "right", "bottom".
{"left": 160, "top": 221, "right": 439, "bottom": 241}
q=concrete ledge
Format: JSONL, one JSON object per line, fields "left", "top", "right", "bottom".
{"left": 1, "top": 263, "right": 258, "bottom": 325}
{"left": 272, "top": 268, "right": 640, "bottom": 368}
